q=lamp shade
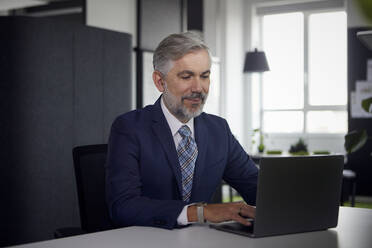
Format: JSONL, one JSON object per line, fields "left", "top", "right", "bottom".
{"left": 243, "top": 48, "right": 270, "bottom": 72}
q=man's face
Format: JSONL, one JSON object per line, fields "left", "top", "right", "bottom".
{"left": 157, "top": 49, "right": 211, "bottom": 122}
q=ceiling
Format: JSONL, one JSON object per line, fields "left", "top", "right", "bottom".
{"left": 0, "top": 0, "right": 72, "bottom": 12}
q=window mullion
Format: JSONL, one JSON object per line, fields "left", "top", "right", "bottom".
{"left": 303, "top": 12, "right": 309, "bottom": 136}
{"left": 259, "top": 15, "right": 264, "bottom": 134}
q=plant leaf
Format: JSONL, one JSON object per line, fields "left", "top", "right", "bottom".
{"left": 344, "top": 130, "right": 368, "bottom": 154}
{"left": 361, "top": 97, "right": 372, "bottom": 113}
{"left": 356, "top": 0, "right": 372, "bottom": 23}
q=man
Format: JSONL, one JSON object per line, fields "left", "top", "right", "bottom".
{"left": 106, "top": 32, "right": 258, "bottom": 229}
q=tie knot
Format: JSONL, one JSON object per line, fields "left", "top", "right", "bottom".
{"left": 178, "top": 125, "right": 192, "bottom": 138}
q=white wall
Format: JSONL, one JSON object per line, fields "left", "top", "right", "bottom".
{"left": 203, "top": 0, "right": 220, "bottom": 57}
{"left": 219, "top": 0, "right": 245, "bottom": 143}
{"left": 203, "top": 0, "right": 246, "bottom": 144}
{"left": 203, "top": 0, "right": 222, "bottom": 117}
{"left": 86, "top": 0, "right": 137, "bottom": 46}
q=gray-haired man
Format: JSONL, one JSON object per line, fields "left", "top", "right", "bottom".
{"left": 106, "top": 32, "right": 258, "bottom": 229}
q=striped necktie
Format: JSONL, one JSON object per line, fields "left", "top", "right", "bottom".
{"left": 177, "top": 125, "right": 198, "bottom": 202}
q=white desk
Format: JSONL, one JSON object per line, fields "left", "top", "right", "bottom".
{"left": 10, "top": 207, "right": 372, "bottom": 248}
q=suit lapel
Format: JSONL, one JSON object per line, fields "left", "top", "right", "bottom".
{"left": 190, "top": 114, "right": 208, "bottom": 201}
{"left": 151, "top": 98, "right": 183, "bottom": 197}
{"left": 150, "top": 97, "right": 209, "bottom": 202}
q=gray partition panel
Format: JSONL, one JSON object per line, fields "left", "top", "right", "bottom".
{"left": 8, "top": 17, "right": 77, "bottom": 245}
{"left": 347, "top": 28, "right": 372, "bottom": 196}
{"left": 74, "top": 26, "right": 104, "bottom": 146}
{"left": 0, "top": 16, "right": 132, "bottom": 246}
{"left": 102, "top": 31, "right": 132, "bottom": 140}
{"left": 0, "top": 18, "right": 11, "bottom": 245}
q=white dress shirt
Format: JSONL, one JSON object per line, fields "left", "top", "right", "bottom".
{"left": 160, "top": 97, "right": 195, "bottom": 225}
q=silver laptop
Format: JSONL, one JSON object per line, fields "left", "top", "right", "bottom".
{"left": 210, "top": 155, "right": 344, "bottom": 238}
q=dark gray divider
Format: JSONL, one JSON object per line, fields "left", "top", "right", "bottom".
{"left": 347, "top": 27, "right": 372, "bottom": 196}
{"left": 0, "top": 17, "right": 11, "bottom": 247}
{"left": 74, "top": 26, "right": 104, "bottom": 145}
{"left": 102, "top": 31, "right": 133, "bottom": 139}
{"left": 0, "top": 16, "right": 132, "bottom": 246}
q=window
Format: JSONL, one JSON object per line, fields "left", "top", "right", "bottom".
{"left": 257, "top": 10, "right": 347, "bottom": 135}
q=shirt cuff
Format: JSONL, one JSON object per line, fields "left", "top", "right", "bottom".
{"left": 177, "top": 203, "right": 196, "bottom": 225}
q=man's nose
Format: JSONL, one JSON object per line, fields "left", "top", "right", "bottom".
{"left": 191, "top": 77, "right": 203, "bottom": 92}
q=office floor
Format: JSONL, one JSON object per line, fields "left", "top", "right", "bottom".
{"left": 343, "top": 196, "right": 372, "bottom": 209}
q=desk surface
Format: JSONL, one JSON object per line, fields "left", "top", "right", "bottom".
{"left": 11, "top": 207, "right": 372, "bottom": 248}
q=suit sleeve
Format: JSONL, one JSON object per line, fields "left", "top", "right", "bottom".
{"left": 105, "top": 117, "right": 186, "bottom": 229}
{"left": 222, "top": 120, "right": 258, "bottom": 205}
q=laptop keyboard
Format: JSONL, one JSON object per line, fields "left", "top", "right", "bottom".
{"left": 223, "top": 221, "right": 254, "bottom": 231}
{"left": 210, "top": 220, "right": 255, "bottom": 235}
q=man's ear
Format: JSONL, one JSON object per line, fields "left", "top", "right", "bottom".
{"left": 153, "top": 71, "right": 165, "bottom": 92}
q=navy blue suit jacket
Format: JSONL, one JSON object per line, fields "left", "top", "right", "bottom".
{"left": 106, "top": 97, "right": 258, "bottom": 229}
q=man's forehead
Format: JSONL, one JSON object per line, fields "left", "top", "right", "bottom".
{"left": 177, "top": 69, "right": 210, "bottom": 76}
{"left": 173, "top": 67, "right": 211, "bottom": 76}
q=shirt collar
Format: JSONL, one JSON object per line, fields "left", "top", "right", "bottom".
{"left": 160, "top": 96, "right": 194, "bottom": 138}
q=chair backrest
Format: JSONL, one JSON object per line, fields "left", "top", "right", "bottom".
{"left": 73, "top": 144, "right": 113, "bottom": 233}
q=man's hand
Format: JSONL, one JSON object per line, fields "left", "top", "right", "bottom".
{"left": 187, "top": 202, "right": 255, "bottom": 226}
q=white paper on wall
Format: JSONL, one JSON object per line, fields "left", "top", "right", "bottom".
{"left": 351, "top": 81, "right": 372, "bottom": 118}
{"left": 367, "top": 59, "right": 372, "bottom": 81}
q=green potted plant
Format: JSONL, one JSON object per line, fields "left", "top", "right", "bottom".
{"left": 356, "top": 0, "right": 372, "bottom": 24}
{"left": 289, "top": 138, "right": 309, "bottom": 156}
{"left": 266, "top": 150, "right": 283, "bottom": 155}
{"left": 251, "top": 128, "right": 265, "bottom": 153}
{"left": 258, "top": 132, "right": 265, "bottom": 153}
{"left": 313, "top": 150, "right": 331, "bottom": 155}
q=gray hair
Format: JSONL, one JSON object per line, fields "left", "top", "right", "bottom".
{"left": 153, "top": 31, "right": 211, "bottom": 76}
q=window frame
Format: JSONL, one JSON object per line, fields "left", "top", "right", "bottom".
{"left": 257, "top": 8, "right": 347, "bottom": 138}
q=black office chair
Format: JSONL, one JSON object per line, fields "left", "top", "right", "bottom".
{"left": 54, "top": 144, "right": 114, "bottom": 238}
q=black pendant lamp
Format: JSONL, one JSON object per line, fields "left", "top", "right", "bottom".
{"left": 243, "top": 48, "right": 270, "bottom": 73}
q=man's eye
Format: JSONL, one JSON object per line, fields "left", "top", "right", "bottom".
{"left": 181, "top": 76, "right": 191, "bottom": 80}
{"left": 201, "top": 74, "right": 210, "bottom": 79}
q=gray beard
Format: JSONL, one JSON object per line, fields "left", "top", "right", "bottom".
{"left": 162, "top": 83, "right": 208, "bottom": 123}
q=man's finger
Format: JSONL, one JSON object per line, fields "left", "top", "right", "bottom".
{"left": 239, "top": 205, "right": 256, "bottom": 218}
{"left": 232, "top": 214, "right": 252, "bottom": 226}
